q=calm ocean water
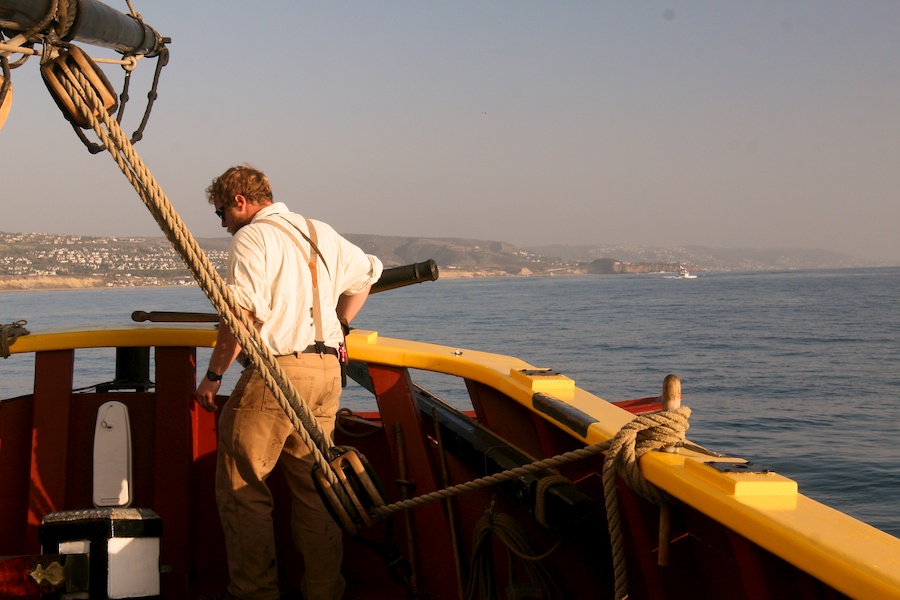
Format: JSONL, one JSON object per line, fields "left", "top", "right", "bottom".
{"left": 2, "top": 267, "right": 899, "bottom": 537}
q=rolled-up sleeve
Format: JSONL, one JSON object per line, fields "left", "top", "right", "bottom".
{"left": 343, "top": 253, "right": 383, "bottom": 295}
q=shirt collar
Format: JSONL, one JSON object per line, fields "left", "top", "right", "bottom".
{"left": 251, "top": 202, "right": 290, "bottom": 223}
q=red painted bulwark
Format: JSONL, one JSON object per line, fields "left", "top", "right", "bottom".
{"left": 0, "top": 397, "right": 33, "bottom": 554}
{"left": 368, "top": 364, "right": 460, "bottom": 599}
{"left": 154, "top": 346, "right": 203, "bottom": 598}
{"left": 27, "top": 350, "right": 75, "bottom": 554}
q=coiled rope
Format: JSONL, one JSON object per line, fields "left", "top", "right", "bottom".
{"left": 467, "top": 511, "right": 565, "bottom": 600}
{"left": 55, "top": 55, "right": 349, "bottom": 505}
{"left": 1, "top": 320, "right": 30, "bottom": 358}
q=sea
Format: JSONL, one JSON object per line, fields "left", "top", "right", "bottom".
{"left": 2, "top": 267, "right": 899, "bottom": 538}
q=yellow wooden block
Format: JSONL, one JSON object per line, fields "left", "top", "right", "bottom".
{"left": 509, "top": 368, "right": 575, "bottom": 393}
{"left": 349, "top": 329, "right": 379, "bottom": 344}
{"left": 684, "top": 457, "right": 798, "bottom": 497}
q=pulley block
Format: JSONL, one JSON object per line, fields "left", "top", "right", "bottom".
{"left": 40, "top": 45, "right": 117, "bottom": 128}
{"left": 313, "top": 446, "right": 388, "bottom": 536}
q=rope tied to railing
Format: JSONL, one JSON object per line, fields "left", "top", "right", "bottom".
{"left": 1, "top": 320, "right": 30, "bottom": 358}
{"left": 600, "top": 405, "right": 729, "bottom": 600}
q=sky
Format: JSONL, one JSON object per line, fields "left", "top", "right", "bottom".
{"left": 2, "top": 1, "right": 899, "bottom": 263}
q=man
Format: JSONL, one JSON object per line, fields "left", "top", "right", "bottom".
{"left": 195, "top": 165, "right": 383, "bottom": 600}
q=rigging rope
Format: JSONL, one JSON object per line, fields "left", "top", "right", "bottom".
{"left": 55, "top": 54, "right": 349, "bottom": 505}
{"left": 371, "top": 442, "right": 609, "bottom": 518}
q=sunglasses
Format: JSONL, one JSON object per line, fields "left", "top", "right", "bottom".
{"left": 215, "top": 205, "right": 227, "bottom": 220}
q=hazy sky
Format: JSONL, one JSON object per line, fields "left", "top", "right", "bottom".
{"left": 2, "top": 1, "right": 899, "bottom": 263}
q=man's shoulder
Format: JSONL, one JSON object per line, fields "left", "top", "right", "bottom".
{"left": 275, "top": 213, "right": 342, "bottom": 241}
{"left": 307, "top": 217, "right": 339, "bottom": 236}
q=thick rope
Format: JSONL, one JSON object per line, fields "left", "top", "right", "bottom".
{"left": 56, "top": 61, "right": 348, "bottom": 501}
{"left": 371, "top": 442, "right": 609, "bottom": 519}
{"left": 1, "top": 320, "right": 30, "bottom": 358}
{"left": 602, "top": 405, "right": 693, "bottom": 600}
{"left": 533, "top": 475, "right": 570, "bottom": 530}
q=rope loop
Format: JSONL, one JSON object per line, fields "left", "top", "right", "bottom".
{"left": 466, "top": 511, "right": 565, "bottom": 600}
{"left": 1, "top": 320, "right": 30, "bottom": 358}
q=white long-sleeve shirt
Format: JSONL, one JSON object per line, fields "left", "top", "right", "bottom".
{"left": 226, "top": 202, "right": 383, "bottom": 355}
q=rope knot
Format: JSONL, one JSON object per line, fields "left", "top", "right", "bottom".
{"left": 603, "top": 406, "right": 692, "bottom": 599}
{"left": 605, "top": 406, "right": 691, "bottom": 503}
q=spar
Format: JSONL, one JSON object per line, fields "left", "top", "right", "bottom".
{"left": 1, "top": 0, "right": 168, "bottom": 136}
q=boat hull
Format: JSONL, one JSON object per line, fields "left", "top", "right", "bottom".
{"left": 2, "top": 325, "right": 899, "bottom": 599}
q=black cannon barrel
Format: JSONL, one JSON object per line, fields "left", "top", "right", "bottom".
{"left": 370, "top": 259, "right": 439, "bottom": 294}
{"left": 0, "top": 0, "right": 165, "bottom": 56}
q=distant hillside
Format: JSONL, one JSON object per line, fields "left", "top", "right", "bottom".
{"left": 0, "top": 231, "right": 885, "bottom": 292}
{"left": 342, "top": 235, "right": 572, "bottom": 274}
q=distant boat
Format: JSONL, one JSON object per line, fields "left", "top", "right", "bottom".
{"left": 678, "top": 266, "right": 697, "bottom": 279}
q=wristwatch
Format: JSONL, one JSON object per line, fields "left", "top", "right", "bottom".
{"left": 206, "top": 369, "right": 223, "bottom": 382}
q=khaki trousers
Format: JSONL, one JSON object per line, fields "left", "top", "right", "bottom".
{"left": 216, "top": 353, "right": 345, "bottom": 600}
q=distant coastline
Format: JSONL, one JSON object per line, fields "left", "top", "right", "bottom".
{"left": 0, "top": 276, "right": 108, "bottom": 292}
{"left": 0, "top": 269, "right": 572, "bottom": 292}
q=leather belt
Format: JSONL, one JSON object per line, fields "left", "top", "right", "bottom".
{"left": 278, "top": 344, "right": 339, "bottom": 359}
